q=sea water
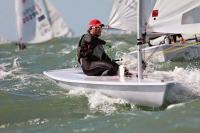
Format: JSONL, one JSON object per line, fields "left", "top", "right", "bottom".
{"left": 0, "top": 35, "right": 200, "bottom": 133}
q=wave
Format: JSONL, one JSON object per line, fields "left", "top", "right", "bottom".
{"left": 67, "top": 89, "right": 129, "bottom": 114}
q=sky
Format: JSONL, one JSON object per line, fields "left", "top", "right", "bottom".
{"left": 0, "top": 0, "right": 113, "bottom": 41}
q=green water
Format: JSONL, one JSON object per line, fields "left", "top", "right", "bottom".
{"left": 0, "top": 36, "right": 200, "bottom": 133}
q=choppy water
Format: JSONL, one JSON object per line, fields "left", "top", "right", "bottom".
{"left": 0, "top": 35, "right": 200, "bottom": 133}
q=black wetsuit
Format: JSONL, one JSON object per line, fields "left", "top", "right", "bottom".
{"left": 77, "top": 33, "right": 119, "bottom": 76}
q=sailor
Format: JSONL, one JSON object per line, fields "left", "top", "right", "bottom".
{"left": 16, "top": 38, "right": 26, "bottom": 50}
{"left": 77, "top": 19, "right": 131, "bottom": 76}
{"left": 18, "top": 42, "right": 26, "bottom": 50}
{"left": 170, "top": 34, "right": 185, "bottom": 44}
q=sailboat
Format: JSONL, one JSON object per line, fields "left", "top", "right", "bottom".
{"left": 42, "top": 0, "right": 73, "bottom": 38}
{"left": 108, "top": 0, "right": 200, "bottom": 62}
{"left": 15, "top": 0, "right": 73, "bottom": 45}
{"left": 43, "top": 0, "right": 191, "bottom": 108}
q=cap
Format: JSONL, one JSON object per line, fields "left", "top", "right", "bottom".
{"left": 88, "top": 19, "right": 104, "bottom": 28}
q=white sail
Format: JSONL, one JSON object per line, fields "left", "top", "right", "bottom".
{"left": 15, "top": 0, "right": 52, "bottom": 44}
{"left": 147, "top": 0, "right": 200, "bottom": 34}
{"left": 108, "top": 0, "right": 137, "bottom": 34}
{"left": 43, "top": 0, "right": 73, "bottom": 38}
{"left": 108, "top": 0, "right": 157, "bottom": 34}
{"left": 140, "top": 0, "right": 157, "bottom": 34}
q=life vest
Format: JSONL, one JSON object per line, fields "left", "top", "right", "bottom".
{"left": 77, "top": 34, "right": 105, "bottom": 63}
{"left": 92, "top": 45, "right": 104, "bottom": 59}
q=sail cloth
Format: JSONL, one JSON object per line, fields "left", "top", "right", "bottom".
{"left": 147, "top": 0, "right": 200, "bottom": 34}
{"left": 15, "top": 0, "right": 52, "bottom": 44}
{"left": 108, "top": 0, "right": 157, "bottom": 34}
{"left": 140, "top": 0, "right": 157, "bottom": 34}
{"left": 15, "top": 0, "right": 73, "bottom": 44}
{"left": 108, "top": 0, "right": 137, "bottom": 34}
{"left": 42, "top": 0, "right": 73, "bottom": 38}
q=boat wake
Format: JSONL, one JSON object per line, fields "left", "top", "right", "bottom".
{"left": 151, "top": 67, "right": 200, "bottom": 104}
{"left": 0, "top": 58, "right": 43, "bottom": 92}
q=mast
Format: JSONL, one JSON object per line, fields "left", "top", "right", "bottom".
{"left": 15, "top": 0, "right": 20, "bottom": 44}
{"left": 137, "top": 0, "right": 143, "bottom": 82}
{"left": 15, "top": 0, "right": 25, "bottom": 49}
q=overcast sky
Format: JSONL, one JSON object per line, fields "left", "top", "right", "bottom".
{"left": 0, "top": 0, "right": 113, "bottom": 41}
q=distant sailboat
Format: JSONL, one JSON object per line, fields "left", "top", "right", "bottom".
{"left": 142, "top": 0, "right": 200, "bottom": 62}
{"left": 108, "top": 0, "right": 200, "bottom": 62}
{"left": 42, "top": 0, "right": 73, "bottom": 38}
{"left": 15, "top": 0, "right": 52, "bottom": 44}
{"left": 15, "top": 0, "right": 73, "bottom": 45}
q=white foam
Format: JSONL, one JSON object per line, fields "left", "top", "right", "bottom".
{"left": 172, "top": 67, "right": 200, "bottom": 96}
{"left": 166, "top": 103, "right": 186, "bottom": 110}
{"left": 83, "top": 114, "right": 97, "bottom": 120}
{"left": 12, "top": 57, "right": 20, "bottom": 68}
{"left": 68, "top": 88, "right": 92, "bottom": 96}
{"left": 0, "top": 64, "right": 12, "bottom": 79}
{"left": 149, "top": 67, "right": 200, "bottom": 103}
{"left": 160, "top": 67, "right": 200, "bottom": 94}
{"left": 0, "top": 69, "right": 11, "bottom": 79}
{"left": 72, "top": 45, "right": 77, "bottom": 50}
{"left": 68, "top": 89, "right": 128, "bottom": 114}
{"left": 112, "top": 41, "right": 127, "bottom": 48}
{"left": 59, "top": 48, "right": 71, "bottom": 54}
{"left": 28, "top": 118, "right": 48, "bottom": 125}
{"left": 0, "top": 124, "right": 10, "bottom": 129}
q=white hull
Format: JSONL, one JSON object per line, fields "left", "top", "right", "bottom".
{"left": 143, "top": 43, "right": 200, "bottom": 62}
{"left": 43, "top": 68, "right": 174, "bottom": 107}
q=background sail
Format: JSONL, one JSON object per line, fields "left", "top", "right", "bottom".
{"left": 43, "top": 0, "right": 73, "bottom": 38}
{"left": 108, "top": 0, "right": 137, "bottom": 34}
{"left": 147, "top": 0, "right": 200, "bottom": 34}
{"left": 15, "top": 0, "right": 52, "bottom": 44}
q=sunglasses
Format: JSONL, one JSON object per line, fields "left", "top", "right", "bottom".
{"left": 92, "top": 26, "right": 102, "bottom": 30}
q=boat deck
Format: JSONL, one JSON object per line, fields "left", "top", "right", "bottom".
{"left": 43, "top": 68, "right": 171, "bottom": 85}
